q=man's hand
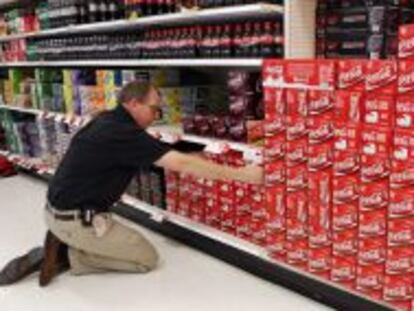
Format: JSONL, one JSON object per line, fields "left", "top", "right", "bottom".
{"left": 239, "top": 165, "right": 264, "bottom": 185}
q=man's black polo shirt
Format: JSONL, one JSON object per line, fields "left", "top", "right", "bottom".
{"left": 47, "top": 105, "right": 171, "bottom": 212}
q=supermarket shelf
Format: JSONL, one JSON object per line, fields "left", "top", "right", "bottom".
{"left": 113, "top": 196, "right": 394, "bottom": 311}
{"left": 0, "top": 59, "right": 264, "bottom": 68}
{"left": 9, "top": 154, "right": 393, "bottom": 311}
{"left": 148, "top": 125, "right": 263, "bottom": 160}
{"left": 0, "top": 104, "right": 42, "bottom": 115}
{"left": 0, "top": 4, "right": 283, "bottom": 43}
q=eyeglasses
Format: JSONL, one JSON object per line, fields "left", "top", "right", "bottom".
{"left": 148, "top": 105, "right": 163, "bottom": 120}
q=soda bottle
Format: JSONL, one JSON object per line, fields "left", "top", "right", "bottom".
{"left": 108, "top": 0, "right": 119, "bottom": 20}
{"left": 242, "top": 22, "right": 253, "bottom": 57}
{"left": 273, "top": 21, "right": 283, "bottom": 57}
{"left": 220, "top": 23, "right": 232, "bottom": 58}
{"left": 87, "top": 0, "right": 99, "bottom": 23}
{"left": 233, "top": 23, "right": 243, "bottom": 57}
{"left": 211, "top": 25, "right": 221, "bottom": 58}
{"left": 260, "top": 21, "right": 274, "bottom": 57}
{"left": 250, "top": 22, "right": 261, "bottom": 57}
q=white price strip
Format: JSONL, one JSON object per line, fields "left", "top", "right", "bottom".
{"left": 205, "top": 141, "right": 227, "bottom": 154}
{"left": 150, "top": 212, "right": 166, "bottom": 223}
{"left": 161, "top": 132, "right": 180, "bottom": 144}
{"left": 243, "top": 148, "right": 264, "bottom": 164}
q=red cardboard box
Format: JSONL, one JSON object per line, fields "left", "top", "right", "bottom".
{"left": 396, "top": 96, "right": 414, "bottom": 130}
{"left": 286, "top": 239, "right": 309, "bottom": 269}
{"left": 263, "top": 59, "right": 285, "bottom": 87}
{"left": 334, "top": 125, "right": 361, "bottom": 176}
{"left": 337, "top": 59, "right": 367, "bottom": 92}
{"left": 334, "top": 90, "right": 363, "bottom": 125}
{"left": 399, "top": 61, "right": 414, "bottom": 95}
{"left": 358, "top": 237, "right": 387, "bottom": 266}
{"left": 287, "top": 116, "right": 307, "bottom": 141}
{"left": 399, "top": 24, "right": 414, "bottom": 60}
{"left": 308, "top": 246, "right": 331, "bottom": 278}
{"left": 308, "top": 141, "right": 334, "bottom": 172}
{"left": 389, "top": 188, "right": 414, "bottom": 219}
{"left": 308, "top": 171, "right": 332, "bottom": 248}
{"left": 331, "top": 255, "right": 357, "bottom": 289}
{"left": 286, "top": 88, "right": 308, "bottom": 117}
{"left": 264, "top": 134, "right": 285, "bottom": 163}
{"left": 359, "top": 180, "right": 390, "bottom": 211}
{"left": 264, "top": 117, "right": 286, "bottom": 138}
{"left": 284, "top": 60, "right": 336, "bottom": 89}
{"left": 264, "top": 88, "right": 285, "bottom": 118}
{"left": 386, "top": 246, "right": 414, "bottom": 275}
{"left": 359, "top": 209, "right": 387, "bottom": 238}
{"left": 287, "top": 190, "right": 308, "bottom": 241}
{"left": 265, "top": 185, "right": 286, "bottom": 233}
{"left": 286, "top": 138, "right": 307, "bottom": 167}
{"left": 265, "top": 161, "right": 286, "bottom": 187}
{"left": 333, "top": 204, "right": 358, "bottom": 232}
{"left": 361, "top": 126, "right": 392, "bottom": 183}
{"left": 388, "top": 218, "right": 414, "bottom": 247}
{"left": 391, "top": 129, "right": 414, "bottom": 189}
{"left": 287, "top": 164, "right": 308, "bottom": 192}
{"left": 266, "top": 231, "right": 286, "bottom": 261}
{"left": 333, "top": 175, "right": 360, "bottom": 204}
{"left": 366, "top": 60, "right": 397, "bottom": 95}
{"left": 307, "top": 113, "right": 335, "bottom": 144}
{"left": 333, "top": 228, "right": 358, "bottom": 257}
{"left": 356, "top": 264, "right": 385, "bottom": 300}
{"left": 308, "top": 90, "right": 334, "bottom": 116}
{"left": 384, "top": 274, "right": 413, "bottom": 303}
{"left": 363, "top": 94, "right": 395, "bottom": 128}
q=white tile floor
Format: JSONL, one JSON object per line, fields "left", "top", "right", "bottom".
{"left": 0, "top": 175, "right": 331, "bottom": 311}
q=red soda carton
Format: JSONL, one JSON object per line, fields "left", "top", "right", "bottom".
{"left": 359, "top": 209, "right": 387, "bottom": 238}
{"left": 266, "top": 231, "right": 286, "bottom": 262}
{"left": 333, "top": 175, "right": 360, "bottom": 205}
{"left": 287, "top": 164, "right": 308, "bottom": 192}
{"left": 263, "top": 59, "right": 285, "bottom": 88}
{"left": 264, "top": 160, "right": 286, "bottom": 187}
{"left": 334, "top": 90, "right": 363, "bottom": 125}
{"left": 286, "top": 88, "right": 308, "bottom": 118}
{"left": 388, "top": 218, "right": 414, "bottom": 247}
{"left": 264, "top": 88, "right": 285, "bottom": 118}
{"left": 308, "top": 90, "right": 334, "bottom": 116}
{"left": 265, "top": 185, "right": 286, "bottom": 234}
{"left": 386, "top": 246, "right": 414, "bottom": 275}
{"left": 307, "top": 113, "right": 335, "bottom": 145}
{"left": 333, "top": 228, "right": 358, "bottom": 257}
{"left": 286, "top": 239, "right": 308, "bottom": 269}
{"left": 333, "top": 204, "right": 358, "bottom": 232}
{"left": 284, "top": 60, "right": 336, "bottom": 89}
{"left": 334, "top": 125, "right": 361, "bottom": 176}
{"left": 359, "top": 180, "right": 389, "bottom": 211}
{"left": 308, "top": 141, "right": 334, "bottom": 172}
{"left": 337, "top": 59, "right": 367, "bottom": 92}
{"left": 384, "top": 275, "right": 413, "bottom": 303}
{"left": 396, "top": 96, "right": 414, "bottom": 130}
{"left": 399, "top": 24, "right": 414, "bottom": 60}
{"left": 286, "top": 190, "right": 308, "bottom": 241}
{"left": 264, "top": 134, "right": 285, "bottom": 163}
{"left": 363, "top": 94, "right": 395, "bottom": 128}
{"left": 331, "top": 255, "right": 357, "bottom": 289}
{"left": 399, "top": 61, "right": 414, "bottom": 95}
{"left": 389, "top": 188, "right": 414, "bottom": 219}
{"left": 356, "top": 264, "right": 385, "bottom": 300}
{"left": 308, "top": 246, "right": 331, "bottom": 279}
{"left": 286, "top": 138, "right": 307, "bottom": 167}
{"left": 358, "top": 236, "right": 387, "bottom": 266}
{"left": 391, "top": 129, "right": 414, "bottom": 189}
{"left": 366, "top": 60, "right": 397, "bottom": 95}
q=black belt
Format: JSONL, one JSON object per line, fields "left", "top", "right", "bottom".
{"left": 46, "top": 202, "right": 95, "bottom": 226}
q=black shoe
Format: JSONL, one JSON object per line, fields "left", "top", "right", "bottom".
{"left": 39, "top": 231, "right": 69, "bottom": 287}
{"left": 0, "top": 247, "right": 43, "bottom": 286}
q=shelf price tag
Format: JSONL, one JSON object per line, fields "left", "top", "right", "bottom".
{"left": 150, "top": 212, "right": 166, "bottom": 223}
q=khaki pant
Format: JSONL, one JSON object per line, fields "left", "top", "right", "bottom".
{"left": 45, "top": 209, "right": 159, "bottom": 276}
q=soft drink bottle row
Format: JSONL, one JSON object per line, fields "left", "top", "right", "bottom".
{"left": 198, "top": 0, "right": 283, "bottom": 8}
{"left": 24, "top": 19, "right": 283, "bottom": 61}
{"left": 124, "top": 0, "right": 178, "bottom": 18}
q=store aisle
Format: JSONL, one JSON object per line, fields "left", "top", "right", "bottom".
{"left": 0, "top": 175, "right": 331, "bottom": 311}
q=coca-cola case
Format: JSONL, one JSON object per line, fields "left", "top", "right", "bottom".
{"left": 360, "top": 125, "right": 392, "bottom": 183}
{"left": 386, "top": 245, "right": 414, "bottom": 275}
{"left": 366, "top": 60, "right": 398, "bottom": 95}
{"left": 334, "top": 124, "right": 361, "bottom": 176}
{"left": 399, "top": 24, "right": 414, "bottom": 60}
{"left": 391, "top": 129, "right": 414, "bottom": 189}
{"left": 262, "top": 59, "right": 285, "bottom": 88}
{"left": 308, "top": 90, "right": 334, "bottom": 116}
{"left": 265, "top": 185, "right": 287, "bottom": 234}
{"left": 286, "top": 238, "right": 308, "bottom": 270}
{"left": 337, "top": 59, "right": 367, "bottom": 92}
{"left": 358, "top": 236, "right": 387, "bottom": 266}
{"left": 284, "top": 60, "right": 336, "bottom": 89}
{"left": 396, "top": 95, "right": 414, "bottom": 130}
{"left": 383, "top": 275, "right": 413, "bottom": 308}
{"left": 286, "top": 189, "right": 308, "bottom": 241}
{"left": 331, "top": 255, "right": 357, "bottom": 289}
{"left": 333, "top": 228, "right": 359, "bottom": 256}
{"left": 308, "top": 171, "right": 333, "bottom": 248}
{"left": 264, "top": 134, "right": 285, "bottom": 164}
{"left": 363, "top": 94, "right": 395, "bottom": 128}
{"left": 308, "top": 246, "right": 331, "bottom": 279}
{"left": 356, "top": 263, "right": 385, "bottom": 300}
{"left": 333, "top": 175, "right": 360, "bottom": 205}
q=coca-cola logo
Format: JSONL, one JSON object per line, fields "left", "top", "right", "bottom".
{"left": 399, "top": 37, "right": 414, "bottom": 58}
{"left": 334, "top": 186, "right": 357, "bottom": 203}
{"left": 308, "top": 96, "right": 333, "bottom": 114}
{"left": 360, "top": 192, "right": 387, "bottom": 209}
{"left": 357, "top": 275, "right": 381, "bottom": 289}
{"left": 361, "top": 163, "right": 388, "bottom": 181}
{"left": 359, "top": 222, "right": 385, "bottom": 236}
{"left": 399, "top": 69, "right": 414, "bottom": 93}
{"left": 359, "top": 249, "right": 384, "bottom": 264}
{"left": 331, "top": 267, "right": 354, "bottom": 281}
{"left": 339, "top": 65, "right": 363, "bottom": 89}
{"left": 334, "top": 157, "right": 359, "bottom": 175}
{"left": 390, "top": 170, "right": 414, "bottom": 186}
{"left": 333, "top": 214, "right": 357, "bottom": 229}
{"left": 309, "top": 124, "right": 334, "bottom": 143}
{"left": 287, "top": 148, "right": 306, "bottom": 163}
{"left": 309, "top": 258, "right": 329, "bottom": 271}
{"left": 388, "top": 230, "right": 413, "bottom": 245}
{"left": 309, "top": 153, "right": 331, "bottom": 170}
{"left": 384, "top": 286, "right": 411, "bottom": 300}
{"left": 287, "top": 122, "right": 307, "bottom": 139}
{"left": 389, "top": 200, "right": 414, "bottom": 217}
{"left": 367, "top": 65, "right": 396, "bottom": 91}
{"left": 333, "top": 240, "right": 357, "bottom": 255}
{"left": 386, "top": 258, "right": 411, "bottom": 274}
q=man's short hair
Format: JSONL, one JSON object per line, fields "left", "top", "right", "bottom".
{"left": 117, "top": 81, "right": 152, "bottom": 106}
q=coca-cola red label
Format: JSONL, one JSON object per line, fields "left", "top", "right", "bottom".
{"left": 264, "top": 134, "right": 285, "bottom": 163}
{"left": 399, "top": 24, "right": 414, "bottom": 60}
{"left": 396, "top": 95, "right": 414, "bottom": 130}
{"left": 265, "top": 161, "right": 285, "bottom": 187}
{"left": 284, "top": 60, "right": 336, "bottom": 89}
{"left": 331, "top": 255, "right": 357, "bottom": 282}
{"left": 286, "top": 89, "right": 307, "bottom": 117}
{"left": 334, "top": 125, "right": 361, "bottom": 176}
{"left": 287, "top": 165, "right": 308, "bottom": 192}
{"left": 388, "top": 218, "right": 414, "bottom": 247}
{"left": 333, "top": 228, "right": 358, "bottom": 256}
{"left": 308, "top": 141, "right": 334, "bottom": 172}
{"left": 389, "top": 188, "right": 414, "bottom": 219}
{"left": 286, "top": 239, "right": 308, "bottom": 265}
{"left": 359, "top": 209, "right": 387, "bottom": 238}
{"left": 356, "top": 264, "right": 384, "bottom": 292}
{"left": 384, "top": 275, "right": 413, "bottom": 302}
{"left": 308, "top": 247, "right": 331, "bottom": 273}
{"left": 363, "top": 94, "right": 395, "bottom": 128}
{"left": 386, "top": 246, "right": 414, "bottom": 275}
{"left": 333, "top": 175, "right": 359, "bottom": 204}
{"left": 287, "top": 116, "right": 307, "bottom": 141}
{"left": 308, "top": 90, "right": 334, "bottom": 115}
{"left": 334, "top": 90, "right": 363, "bottom": 125}
{"left": 264, "top": 117, "right": 285, "bottom": 137}
{"left": 286, "top": 190, "right": 308, "bottom": 241}
{"left": 358, "top": 237, "right": 387, "bottom": 265}
{"left": 399, "top": 61, "right": 414, "bottom": 95}
{"left": 286, "top": 138, "right": 307, "bottom": 166}
{"left": 307, "top": 113, "right": 335, "bottom": 144}
{"left": 265, "top": 185, "right": 286, "bottom": 233}
{"left": 359, "top": 180, "right": 389, "bottom": 211}
{"left": 366, "top": 60, "right": 397, "bottom": 95}
{"left": 338, "top": 59, "right": 367, "bottom": 92}
{"left": 264, "top": 88, "right": 285, "bottom": 117}
{"left": 266, "top": 231, "right": 286, "bottom": 258}
{"left": 263, "top": 60, "right": 285, "bottom": 87}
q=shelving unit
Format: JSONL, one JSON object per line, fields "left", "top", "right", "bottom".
{"left": 0, "top": 59, "right": 264, "bottom": 68}
{"left": 0, "top": 1, "right": 392, "bottom": 311}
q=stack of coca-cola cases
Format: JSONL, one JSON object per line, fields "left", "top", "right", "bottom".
{"left": 316, "top": 0, "right": 414, "bottom": 59}
{"left": 258, "top": 25, "right": 414, "bottom": 310}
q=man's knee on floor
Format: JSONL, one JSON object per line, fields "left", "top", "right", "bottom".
{"left": 139, "top": 247, "right": 159, "bottom": 272}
